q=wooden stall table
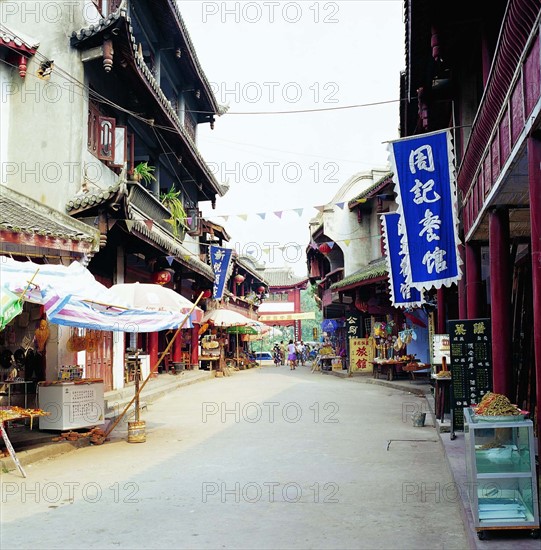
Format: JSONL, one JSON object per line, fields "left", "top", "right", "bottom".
{"left": 371, "top": 360, "right": 406, "bottom": 381}
{"left": 403, "top": 362, "right": 431, "bottom": 382}
{"left": 318, "top": 355, "right": 341, "bottom": 372}
{"left": 199, "top": 356, "right": 219, "bottom": 371}
{"left": 1, "top": 406, "right": 49, "bottom": 478}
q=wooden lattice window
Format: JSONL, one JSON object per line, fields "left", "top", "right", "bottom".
{"left": 88, "top": 102, "right": 129, "bottom": 167}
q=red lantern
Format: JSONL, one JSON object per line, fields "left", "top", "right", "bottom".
{"left": 234, "top": 274, "right": 245, "bottom": 284}
{"left": 201, "top": 289, "right": 212, "bottom": 299}
{"left": 152, "top": 270, "right": 172, "bottom": 285}
{"left": 318, "top": 243, "right": 332, "bottom": 255}
{"left": 256, "top": 286, "right": 266, "bottom": 294}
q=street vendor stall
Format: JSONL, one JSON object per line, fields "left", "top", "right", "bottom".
{"left": 200, "top": 334, "right": 221, "bottom": 371}
{"left": 200, "top": 308, "right": 264, "bottom": 375}
{"left": 0, "top": 256, "right": 203, "bottom": 448}
{"left": 372, "top": 358, "right": 407, "bottom": 381}
{"left": 1, "top": 406, "right": 49, "bottom": 477}
{"left": 314, "top": 337, "right": 341, "bottom": 372}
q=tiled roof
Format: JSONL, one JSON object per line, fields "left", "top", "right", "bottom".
{"left": 70, "top": 10, "right": 227, "bottom": 198}
{"left": 235, "top": 255, "right": 269, "bottom": 283}
{"left": 348, "top": 172, "right": 394, "bottom": 207}
{"left": 129, "top": 220, "right": 214, "bottom": 280}
{"left": 260, "top": 267, "right": 308, "bottom": 288}
{"left": 0, "top": 185, "right": 100, "bottom": 248}
{"left": 0, "top": 26, "right": 39, "bottom": 54}
{"left": 330, "top": 258, "right": 388, "bottom": 291}
{"left": 66, "top": 182, "right": 124, "bottom": 212}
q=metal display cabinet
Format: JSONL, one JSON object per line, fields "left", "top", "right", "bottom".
{"left": 464, "top": 408, "right": 540, "bottom": 540}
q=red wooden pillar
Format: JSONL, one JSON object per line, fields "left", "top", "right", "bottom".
{"left": 191, "top": 325, "right": 199, "bottom": 369}
{"left": 172, "top": 330, "right": 182, "bottom": 362}
{"left": 466, "top": 242, "right": 483, "bottom": 318}
{"left": 436, "top": 288, "right": 446, "bottom": 334}
{"left": 528, "top": 135, "right": 541, "bottom": 454}
{"left": 458, "top": 244, "right": 467, "bottom": 319}
{"left": 293, "top": 289, "right": 301, "bottom": 340}
{"left": 149, "top": 332, "right": 159, "bottom": 374}
{"left": 489, "top": 208, "right": 512, "bottom": 396}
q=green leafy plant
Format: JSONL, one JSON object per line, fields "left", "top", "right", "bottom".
{"left": 160, "top": 185, "right": 188, "bottom": 237}
{"left": 133, "top": 162, "right": 156, "bottom": 184}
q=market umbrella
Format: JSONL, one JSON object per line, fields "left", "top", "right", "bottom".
{"left": 104, "top": 283, "right": 203, "bottom": 323}
{"left": 201, "top": 308, "right": 254, "bottom": 327}
{"left": 202, "top": 309, "right": 261, "bottom": 368}
{"left": 0, "top": 287, "right": 23, "bottom": 331}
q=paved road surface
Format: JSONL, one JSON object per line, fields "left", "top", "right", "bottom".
{"left": 0, "top": 366, "right": 469, "bottom": 549}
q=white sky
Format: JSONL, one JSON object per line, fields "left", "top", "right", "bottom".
{"left": 180, "top": 1, "right": 405, "bottom": 275}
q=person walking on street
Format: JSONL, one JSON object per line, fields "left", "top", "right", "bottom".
{"left": 273, "top": 343, "right": 281, "bottom": 366}
{"left": 298, "top": 341, "right": 306, "bottom": 366}
{"left": 287, "top": 340, "right": 297, "bottom": 370}
{"left": 279, "top": 341, "right": 287, "bottom": 365}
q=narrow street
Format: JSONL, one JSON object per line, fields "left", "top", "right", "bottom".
{"left": 1, "top": 367, "right": 468, "bottom": 550}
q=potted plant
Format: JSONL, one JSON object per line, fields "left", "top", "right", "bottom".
{"left": 160, "top": 185, "right": 188, "bottom": 237}
{"left": 133, "top": 162, "right": 156, "bottom": 184}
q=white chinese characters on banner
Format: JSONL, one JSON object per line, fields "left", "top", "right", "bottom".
{"left": 388, "top": 130, "right": 462, "bottom": 293}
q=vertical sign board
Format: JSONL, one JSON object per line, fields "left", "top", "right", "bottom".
{"left": 346, "top": 314, "right": 374, "bottom": 372}
{"left": 448, "top": 319, "right": 492, "bottom": 433}
{"left": 432, "top": 334, "right": 450, "bottom": 365}
{"left": 349, "top": 337, "right": 374, "bottom": 373}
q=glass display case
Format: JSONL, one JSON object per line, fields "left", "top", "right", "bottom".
{"left": 464, "top": 407, "right": 540, "bottom": 540}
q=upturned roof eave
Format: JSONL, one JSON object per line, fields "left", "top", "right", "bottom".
{"left": 70, "top": 11, "right": 226, "bottom": 199}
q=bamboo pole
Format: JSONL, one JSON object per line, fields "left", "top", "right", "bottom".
{"left": 19, "top": 269, "right": 40, "bottom": 301}
{"left": 102, "top": 292, "right": 204, "bottom": 440}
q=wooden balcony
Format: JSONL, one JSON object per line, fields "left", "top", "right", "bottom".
{"left": 127, "top": 182, "right": 186, "bottom": 240}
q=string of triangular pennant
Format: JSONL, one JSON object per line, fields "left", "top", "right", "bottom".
{"left": 214, "top": 201, "right": 348, "bottom": 222}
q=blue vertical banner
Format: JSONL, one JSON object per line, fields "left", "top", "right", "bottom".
{"left": 388, "top": 130, "right": 462, "bottom": 290}
{"left": 381, "top": 212, "right": 423, "bottom": 308}
{"left": 210, "top": 246, "right": 233, "bottom": 300}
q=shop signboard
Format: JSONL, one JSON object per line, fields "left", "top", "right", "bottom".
{"left": 432, "top": 333, "right": 450, "bottom": 365}
{"left": 210, "top": 246, "right": 233, "bottom": 300}
{"left": 381, "top": 212, "right": 423, "bottom": 308}
{"left": 388, "top": 130, "right": 462, "bottom": 293}
{"left": 349, "top": 337, "right": 374, "bottom": 373}
{"left": 448, "top": 319, "right": 492, "bottom": 434}
{"left": 345, "top": 314, "right": 362, "bottom": 338}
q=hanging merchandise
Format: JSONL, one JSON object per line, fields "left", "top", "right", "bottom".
{"left": 373, "top": 322, "right": 386, "bottom": 338}
{"left": 66, "top": 327, "right": 86, "bottom": 352}
{"left": 34, "top": 320, "right": 50, "bottom": 352}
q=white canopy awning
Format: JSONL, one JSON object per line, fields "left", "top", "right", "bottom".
{"left": 0, "top": 257, "right": 197, "bottom": 332}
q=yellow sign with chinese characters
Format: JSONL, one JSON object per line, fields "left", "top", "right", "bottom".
{"left": 349, "top": 337, "right": 375, "bottom": 373}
